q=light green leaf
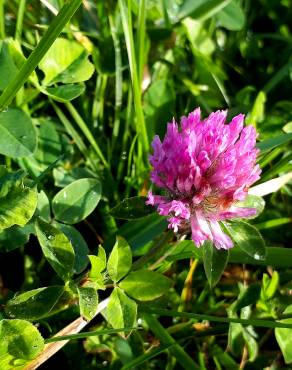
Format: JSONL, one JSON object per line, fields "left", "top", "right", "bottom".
{"left": 89, "top": 247, "right": 106, "bottom": 276}
{"left": 5, "top": 286, "right": 64, "bottom": 320}
{"left": 261, "top": 271, "right": 279, "bottom": 301}
{"left": 42, "top": 83, "right": 85, "bottom": 102}
{"left": 38, "top": 38, "right": 94, "bottom": 85}
{"left": 226, "top": 221, "right": 266, "bottom": 260}
{"left": 0, "top": 186, "right": 38, "bottom": 230}
{"left": 104, "top": 287, "right": 137, "bottom": 338}
{"left": 275, "top": 305, "right": 292, "bottom": 364}
{"left": 107, "top": 237, "right": 132, "bottom": 282}
{"left": 202, "top": 240, "right": 229, "bottom": 287}
{"left": 35, "top": 218, "right": 75, "bottom": 281}
{"left": 216, "top": 0, "right": 245, "bottom": 31}
{"left": 0, "top": 108, "right": 37, "bottom": 157}
{"left": 56, "top": 222, "right": 89, "bottom": 274}
{"left": 52, "top": 178, "right": 102, "bottom": 224}
{"left": 246, "top": 91, "right": 266, "bottom": 126}
{"left": 77, "top": 286, "right": 98, "bottom": 321}
{"left": 0, "top": 319, "right": 44, "bottom": 370}
{"left": 119, "top": 269, "right": 172, "bottom": 301}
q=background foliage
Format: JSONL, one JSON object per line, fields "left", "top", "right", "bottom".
{"left": 0, "top": 0, "right": 292, "bottom": 369}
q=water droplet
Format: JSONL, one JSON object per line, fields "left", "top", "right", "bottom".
{"left": 254, "top": 253, "right": 261, "bottom": 260}
{"left": 121, "top": 151, "right": 127, "bottom": 160}
{"left": 63, "top": 191, "right": 67, "bottom": 199}
{"left": 2, "top": 107, "right": 8, "bottom": 113}
{"left": 20, "top": 135, "right": 27, "bottom": 140}
{"left": 48, "top": 235, "right": 54, "bottom": 240}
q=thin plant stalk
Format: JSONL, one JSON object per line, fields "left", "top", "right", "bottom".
{"left": 0, "top": 0, "right": 5, "bottom": 39}
{"left": 15, "top": 0, "right": 26, "bottom": 40}
{"left": 119, "top": 0, "right": 149, "bottom": 159}
{"left": 137, "top": 0, "right": 146, "bottom": 84}
{"left": 109, "top": 11, "right": 123, "bottom": 152}
{"left": 65, "top": 102, "right": 109, "bottom": 168}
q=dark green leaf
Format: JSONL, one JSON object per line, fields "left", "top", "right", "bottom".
{"left": 257, "top": 132, "right": 292, "bottom": 152}
{"left": 0, "top": 108, "right": 37, "bottom": 157}
{"left": 226, "top": 221, "right": 266, "bottom": 260}
{"left": 35, "top": 218, "right": 75, "bottom": 281}
{"left": 34, "top": 118, "right": 61, "bottom": 167}
{"left": 56, "top": 222, "right": 89, "bottom": 274}
{"left": 202, "top": 241, "right": 229, "bottom": 287}
{"left": 5, "top": 286, "right": 64, "bottom": 320}
{"left": 119, "top": 269, "right": 172, "bottom": 301}
{"left": 110, "top": 196, "right": 153, "bottom": 220}
{"left": 42, "top": 83, "right": 85, "bottom": 102}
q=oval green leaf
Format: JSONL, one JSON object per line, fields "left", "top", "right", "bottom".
{"left": 55, "top": 222, "right": 89, "bottom": 274}
{"left": 38, "top": 38, "right": 94, "bottom": 85}
{"left": 35, "top": 218, "right": 75, "bottom": 281}
{"left": 104, "top": 287, "right": 137, "bottom": 338}
{"left": 0, "top": 108, "right": 37, "bottom": 157}
{"left": 107, "top": 237, "right": 132, "bottom": 283}
{"left": 226, "top": 221, "right": 266, "bottom": 260}
{"left": 42, "top": 83, "right": 85, "bottom": 102}
{"left": 52, "top": 178, "right": 102, "bottom": 224}
{"left": 0, "top": 186, "right": 38, "bottom": 230}
{"left": 202, "top": 240, "right": 229, "bottom": 287}
{"left": 119, "top": 269, "right": 172, "bottom": 301}
{"left": 77, "top": 286, "right": 98, "bottom": 321}
{"left": 5, "top": 286, "right": 64, "bottom": 321}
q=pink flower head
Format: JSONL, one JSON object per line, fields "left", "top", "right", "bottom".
{"left": 147, "top": 108, "right": 261, "bottom": 250}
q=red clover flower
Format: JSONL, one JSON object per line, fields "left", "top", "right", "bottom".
{"left": 146, "top": 108, "right": 261, "bottom": 250}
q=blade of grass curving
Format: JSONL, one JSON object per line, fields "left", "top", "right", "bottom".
{"left": 0, "top": 0, "right": 83, "bottom": 111}
{"left": 52, "top": 101, "right": 97, "bottom": 171}
{"left": 143, "top": 314, "right": 200, "bottom": 369}
{"left": 65, "top": 102, "right": 109, "bottom": 168}
{"left": 260, "top": 152, "right": 292, "bottom": 181}
{"left": 142, "top": 308, "right": 292, "bottom": 329}
{"left": 119, "top": 0, "right": 149, "bottom": 158}
{"left": 15, "top": 0, "right": 26, "bottom": 40}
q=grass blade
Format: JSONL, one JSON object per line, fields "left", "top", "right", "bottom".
{"left": 0, "top": 0, "right": 83, "bottom": 110}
